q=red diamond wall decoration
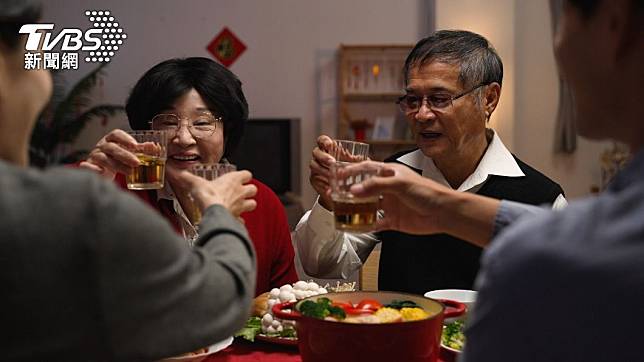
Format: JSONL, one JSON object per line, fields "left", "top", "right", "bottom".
{"left": 207, "top": 27, "right": 247, "bottom": 68}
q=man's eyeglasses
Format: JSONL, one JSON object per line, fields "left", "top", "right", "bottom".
{"left": 150, "top": 113, "right": 223, "bottom": 139}
{"left": 396, "top": 83, "right": 489, "bottom": 114}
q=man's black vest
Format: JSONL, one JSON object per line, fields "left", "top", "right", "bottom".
{"left": 377, "top": 149, "right": 564, "bottom": 295}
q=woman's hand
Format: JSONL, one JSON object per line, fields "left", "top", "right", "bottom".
{"left": 79, "top": 129, "right": 140, "bottom": 179}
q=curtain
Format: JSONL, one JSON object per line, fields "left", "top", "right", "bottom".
{"left": 550, "top": 0, "right": 577, "bottom": 153}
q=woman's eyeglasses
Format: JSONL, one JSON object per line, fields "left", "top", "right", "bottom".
{"left": 149, "top": 113, "right": 223, "bottom": 139}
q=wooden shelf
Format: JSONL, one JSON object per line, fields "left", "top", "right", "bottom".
{"left": 338, "top": 44, "right": 414, "bottom": 144}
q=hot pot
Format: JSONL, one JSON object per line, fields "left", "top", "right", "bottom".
{"left": 273, "top": 291, "right": 465, "bottom": 362}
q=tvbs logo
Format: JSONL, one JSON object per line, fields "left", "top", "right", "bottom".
{"left": 20, "top": 24, "right": 102, "bottom": 51}
{"left": 20, "top": 10, "right": 127, "bottom": 70}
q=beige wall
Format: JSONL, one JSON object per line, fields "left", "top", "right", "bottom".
{"left": 513, "top": 1, "right": 606, "bottom": 198}
{"left": 49, "top": 0, "right": 605, "bottom": 204}
{"left": 435, "top": 0, "right": 606, "bottom": 198}
{"left": 436, "top": 0, "right": 516, "bottom": 149}
{"left": 46, "top": 0, "right": 425, "bottom": 209}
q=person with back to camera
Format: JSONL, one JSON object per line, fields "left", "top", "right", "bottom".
{"left": 0, "top": 1, "right": 257, "bottom": 360}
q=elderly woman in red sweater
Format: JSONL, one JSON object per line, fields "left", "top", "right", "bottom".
{"left": 81, "top": 57, "right": 298, "bottom": 295}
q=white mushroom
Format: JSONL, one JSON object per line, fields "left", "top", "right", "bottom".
{"left": 293, "top": 281, "right": 308, "bottom": 290}
{"left": 261, "top": 313, "right": 273, "bottom": 325}
{"left": 279, "top": 290, "right": 296, "bottom": 303}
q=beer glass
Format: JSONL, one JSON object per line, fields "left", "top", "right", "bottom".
{"left": 328, "top": 140, "right": 377, "bottom": 232}
{"left": 125, "top": 130, "right": 168, "bottom": 190}
{"left": 187, "top": 163, "right": 237, "bottom": 226}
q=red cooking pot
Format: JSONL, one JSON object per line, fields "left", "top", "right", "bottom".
{"left": 273, "top": 291, "right": 465, "bottom": 362}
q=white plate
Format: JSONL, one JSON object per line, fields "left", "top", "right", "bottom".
{"left": 424, "top": 289, "right": 477, "bottom": 309}
{"left": 160, "top": 336, "right": 233, "bottom": 362}
{"left": 255, "top": 333, "right": 298, "bottom": 346}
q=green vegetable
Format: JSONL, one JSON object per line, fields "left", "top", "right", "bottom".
{"left": 327, "top": 305, "right": 347, "bottom": 319}
{"left": 298, "top": 297, "right": 346, "bottom": 320}
{"left": 265, "top": 325, "right": 297, "bottom": 339}
{"left": 279, "top": 327, "right": 297, "bottom": 338}
{"left": 235, "top": 316, "right": 262, "bottom": 342}
{"left": 384, "top": 300, "right": 421, "bottom": 310}
{"left": 441, "top": 320, "right": 466, "bottom": 351}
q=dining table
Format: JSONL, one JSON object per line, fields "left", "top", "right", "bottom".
{"left": 205, "top": 338, "right": 453, "bottom": 362}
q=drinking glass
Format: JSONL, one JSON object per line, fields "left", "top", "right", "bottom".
{"left": 125, "top": 130, "right": 168, "bottom": 190}
{"left": 328, "top": 140, "right": 377, "bottom": 232}
{"left": 187, "top": 163, "right": 237, "bottom": 226}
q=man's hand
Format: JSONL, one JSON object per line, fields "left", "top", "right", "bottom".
{"left": 79, "top": 129, "right": 140, "bottom": 179}
{"left": 169, "top": 168, "right": 257, "bottom": 219}
{"left": 346, "top": 161, "right": 449, "bottom": 235}
{"left": 309, "top": 135, "right": 336, "bottom": 210}
{"left": 347, "top": 161, "right": 499, "bottom": 247}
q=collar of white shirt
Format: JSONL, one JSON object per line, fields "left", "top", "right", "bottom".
{"left": 157, "top": 183, "right": 196, "bottom": 238}
{"left": 396, "top": 129, "right": 525, "bottom": 192}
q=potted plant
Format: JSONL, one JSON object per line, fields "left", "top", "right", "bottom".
{"left": 30, "top": 63, "right": 125, "bottom": 167}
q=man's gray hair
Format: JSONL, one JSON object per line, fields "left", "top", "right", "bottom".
{"left": 403, "top": 30, "right": 503, "bottom": 90}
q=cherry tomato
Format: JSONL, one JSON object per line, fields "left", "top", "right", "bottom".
{"left": 355, "top": 299, "right": 383, "bottom": 312}
{"left": 345, "top": 307, "right": 375, "bottom": 315}
{"left": 330, "top": 301, "right": 374, "bottom": 315}
{"left": 331, "top": 301, "right": 354, "bottom": 312}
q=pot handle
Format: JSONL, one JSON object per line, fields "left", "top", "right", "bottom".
{"left": 438, "top": 299, "right": 467, "bottom": 319}
{"left": 272, "top": 301, "right": 302, "bottom": 321}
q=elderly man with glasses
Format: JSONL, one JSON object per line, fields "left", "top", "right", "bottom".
{"left": 295, "top": 30, "right": 566, "bottom": 294}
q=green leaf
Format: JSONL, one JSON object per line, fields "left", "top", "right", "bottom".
{"left": 384, "top": 300, "right": 421, "bottom": 310}
{"left": 328, "top": 305, "right": 346, "bottom": 319}
{"left": 441, "top": 320, "right": 465, "bottom": 350}
{"left": 52, "top": 63, "right": 107, "bottom": 126}
{"left": 279, "top": 327, "right": 297, "bottom": 338}
{"left": 235, "top": 326, "right": 260, "bottom": 342}
{"left": 234, "top": 317, "right": 261, "bottom": 342}
{"left": 29, "top": 63, "right": 126, "bottom": 167}
{"left": 56, "top": 104, "right": 125, "bottom": 144}
{"left": 298, "top": 297, "right": 344, "bottom": 320}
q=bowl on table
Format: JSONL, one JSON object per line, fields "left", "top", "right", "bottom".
{"left": 273, "top": 291, "right": 465, "bottom": 362}
{"left": 424, "top": 290, "right": 478, "bottom": 361}
{"left": 424, "top": 289, "right": 477, "bottom": 320}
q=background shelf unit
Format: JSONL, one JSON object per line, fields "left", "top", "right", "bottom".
{"left": 338, "top": 44, "right": 416, "bottom": 160}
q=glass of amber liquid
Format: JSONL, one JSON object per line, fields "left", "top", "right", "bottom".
{"left": 329, "top": 140, "right": 377, "bottom": 232}
{"left": 186, "top": 163, "right": 237, "bottom": 226}
{"left": 125, "top": 130, "right": 168, "bottom": 190}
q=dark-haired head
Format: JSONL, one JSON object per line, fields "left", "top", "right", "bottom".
{"left": 126, "top": 57, "right": 248, "bottom": 158}
{"left": 565, "top": 0, "right": 643, "bottom": 18}
{"left": 565, "top": 0, "right": 600, "bottom": 16}
{"left": 403, "top": 30, "right": 503, "bottom": 91}
{"left": 1, "top": 1, "right": 52, "bottom": 167}
{"left": 0, "top": 0, "right": 41, "bottom": 50}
